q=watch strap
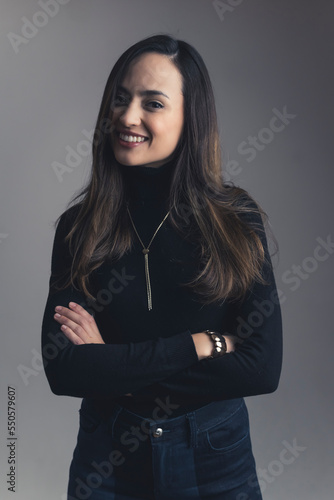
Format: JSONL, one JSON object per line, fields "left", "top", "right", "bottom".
{"left": 204, "top": 330, "right": 227, "bottom": 358}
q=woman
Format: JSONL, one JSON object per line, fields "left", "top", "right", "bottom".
{"left": 41, "top": 34, "right": 282, "bottom": 499}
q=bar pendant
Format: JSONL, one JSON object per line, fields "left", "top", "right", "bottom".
{"left": 143, "top": 249, "right": 152, "bottom": 311}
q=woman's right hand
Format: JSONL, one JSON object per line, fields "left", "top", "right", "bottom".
{"left": 191, "top": 332, "right": 236, "bottom": 361}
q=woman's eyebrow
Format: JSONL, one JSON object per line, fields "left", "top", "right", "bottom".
{"left": 117, "top": 85, "right": 170, "bottom": 99}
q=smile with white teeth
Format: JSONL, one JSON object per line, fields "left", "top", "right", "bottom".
{"left": 119, "top": 133, "right": 147, "bottom": 143}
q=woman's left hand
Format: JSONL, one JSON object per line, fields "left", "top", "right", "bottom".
{"left": 54, "top": 302, "right": 105, "bottom": 345}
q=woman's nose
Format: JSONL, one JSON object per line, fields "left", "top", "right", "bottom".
{"left": 119, "top": 102, "right": 142, "bottom": 127}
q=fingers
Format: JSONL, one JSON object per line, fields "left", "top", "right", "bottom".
{"left": 58, "top": 302, "right": 94, "bottom": 325}
{"left": 57, "top": 323, "right": 85, "bottom": 345}
{"left": 53, "top": 302, "right": 99, "bottom": 344}
{"left": 68, "top": 302, "right": 94, "bottom": 320}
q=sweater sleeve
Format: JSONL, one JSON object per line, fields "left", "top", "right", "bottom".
{"left": 41, "top": 208, "right": 199, "bottom": 399}
{"left": 131, "top": 207, "right": 283, "bottom": 403}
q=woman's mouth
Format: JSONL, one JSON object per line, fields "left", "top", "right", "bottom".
{"left": 117, "top": 132, "right": 149, "bottom": 147}
{"left": 119, "top": 133, "right": 147, "bottom": 143}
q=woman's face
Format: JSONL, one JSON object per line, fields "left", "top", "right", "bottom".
{"left": 110, "top": 52, "right": 184, "bottom": 169}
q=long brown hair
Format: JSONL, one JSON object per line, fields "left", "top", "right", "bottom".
{"left": 54, "top": 34, "right": 271, "bottom": 305}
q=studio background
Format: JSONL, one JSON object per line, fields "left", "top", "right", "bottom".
{"left": 1, "top": 1, "right": 333, "bottom": 498}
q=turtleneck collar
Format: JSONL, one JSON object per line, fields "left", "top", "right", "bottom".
{"left": 120, "top": 158, "right": 176, "bottom": 206}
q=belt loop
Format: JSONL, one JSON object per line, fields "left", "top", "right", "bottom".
{"left": 186, "top": 413, "right": 198, "bottom": 448}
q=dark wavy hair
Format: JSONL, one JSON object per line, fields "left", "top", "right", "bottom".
{"left": 54, "top": 34, "right": 270, "bottom": 304}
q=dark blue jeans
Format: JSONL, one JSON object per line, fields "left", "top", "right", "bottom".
{"left": 67, "top": 397, "right": 263, "bottom": 499}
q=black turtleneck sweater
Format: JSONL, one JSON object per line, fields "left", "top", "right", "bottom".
{"left": 41, "top": 159, "right": 282, "bottom": 417}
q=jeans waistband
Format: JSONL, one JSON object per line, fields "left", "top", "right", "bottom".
{"left": 82, "top": 397, "right": 246, "bottom": 449}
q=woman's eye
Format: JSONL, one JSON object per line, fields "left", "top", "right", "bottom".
{"left": 147, "top": 101, "right": 164, "bottom": 109}
{"left": 114, "top": 94, "right": 128, "bottom": 105}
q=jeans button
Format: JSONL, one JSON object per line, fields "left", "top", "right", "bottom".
{"left": 152, "top": 427, "right": 163, "bottom": 438}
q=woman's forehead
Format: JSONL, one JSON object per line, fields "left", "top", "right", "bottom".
{"left": 120, "top": 53, "right": 182, "bottom": 94}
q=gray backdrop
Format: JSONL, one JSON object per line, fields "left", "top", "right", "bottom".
{"left": 1, "top": 1, "right": 333, "bottom": 499}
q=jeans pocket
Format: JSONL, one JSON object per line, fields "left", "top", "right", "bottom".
{"left": 79, "top": 407, "right": 102, "bottom": 435}
{"left": 204, "top": 401, "right": 250, "bottom": 453}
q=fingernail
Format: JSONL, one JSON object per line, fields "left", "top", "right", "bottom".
{"left": 55, "top": 306, "right": 62, "bottom": 311}
{"left": 69, "top": 302, "right": 76, "bottom": 308}
{"left": 54, "top": 313, "right": 61, "bottom": 318}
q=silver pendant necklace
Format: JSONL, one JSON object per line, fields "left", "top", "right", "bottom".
{"left": 127, "top": 206, "right": 170, "bottom": 311}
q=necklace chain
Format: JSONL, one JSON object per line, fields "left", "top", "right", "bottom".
{"left": 127, "top": 206, "right": 170, "bottom": 311}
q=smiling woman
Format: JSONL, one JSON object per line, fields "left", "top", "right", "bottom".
{"left": 41, "top": 34, "right": 282, "bottom": 499}
{"left": 110, "top": 52, "right": 184, "bottom": 169}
